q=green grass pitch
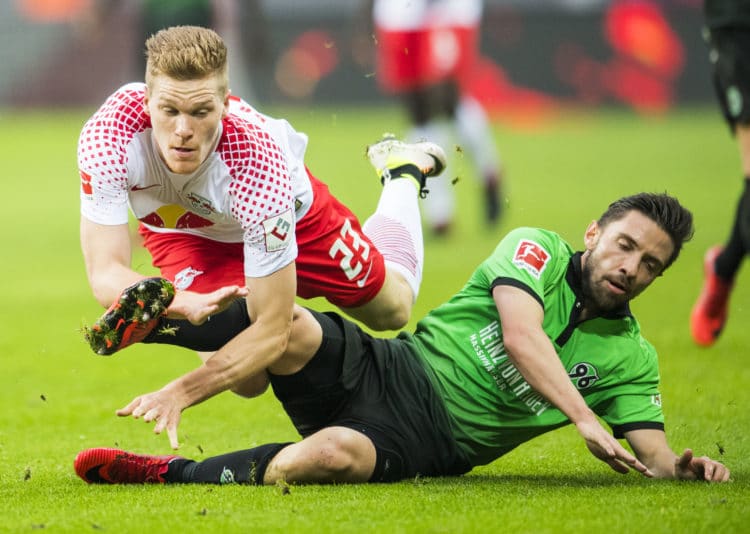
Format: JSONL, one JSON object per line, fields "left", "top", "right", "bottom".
{"left": 0, "top": 105, "right": 747, "bottom": 532}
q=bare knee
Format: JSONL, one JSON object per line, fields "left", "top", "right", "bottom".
{"left": 365, "top": 301, "right": 411, "bottom": 331}
{"left": 342, "top": 276, "right": 414, "bottom": 331}
{"left": 265, "top": 428, "right": 375, "bottom": 484}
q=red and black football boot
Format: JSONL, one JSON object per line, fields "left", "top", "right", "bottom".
{"left": 74, "top": 447, "right": 181, "bottom": 484}
{"left": 690, "top": 246, "right": 734, "bottom": 347}
{"left": 84, "top": 277, "right": 175, "bottom": 356}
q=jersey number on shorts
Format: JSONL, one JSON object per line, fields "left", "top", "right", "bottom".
{"left": 329, "top": 219, "right": 371, "bottom": 287}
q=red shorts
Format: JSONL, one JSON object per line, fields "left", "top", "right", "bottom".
{"left": 375, "top": 25, "right": 479, "bottom": 93}
{"left": 139, "top": 171, "right": 386, "bottom": 308}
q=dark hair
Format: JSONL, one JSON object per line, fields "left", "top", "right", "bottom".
{"left": 597, "top": 192, "right": 694, "bottom": 270}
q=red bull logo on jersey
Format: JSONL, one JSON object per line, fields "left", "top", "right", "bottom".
{"left": 513, "top": 239, "right": 550, "bottom": 279}
{"left": 139, "top": 205, "right": 213, "bottom": 229}
{"left": 81, "top": 171, "right": 93, "bottom": 196}
{"left": 263, "top": 209, "right": 293, "bottom": 252}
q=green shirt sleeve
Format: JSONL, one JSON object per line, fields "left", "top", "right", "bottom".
{"left": 593, "top": 337, "right": 665, "bottom": 437}
{"left": 480, "top": 227, "right": 572, "bottom": 307}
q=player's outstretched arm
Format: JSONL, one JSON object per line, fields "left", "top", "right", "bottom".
{"left": 624, "top": 428, "right": 730, "bottom": 482}
{"left": 116, "top": 263, "right": 298, "bottom": 449}
{"left": 117, "top": 387, "right": 184, "bottom": 450}
{"left": 494, "top": 285, "right": 651, "bottom": 476}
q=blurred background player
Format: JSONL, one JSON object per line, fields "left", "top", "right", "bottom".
{"left": 371, "top": 0, "right": 504, "bottom": 235}
{"left": 691, "top": 0, "right": 750, "bottom": 346}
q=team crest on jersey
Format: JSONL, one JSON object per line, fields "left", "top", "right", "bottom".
{"left": 80, "top": 171, "right": 93, "bottom": 196}
{"left": 174, "top": 266, "right": 204, "bottom": 290}
{"left": 568, "top": 362, "right": 599, "bottom": 389}
{"left": 263, "top": 209, "right": 293, "bottom": 252}
{"left": 186, "top": 192, "right": 216, "bottom": 216}
{"left": 513, "top": 239, "right": 550, "bottom": 279}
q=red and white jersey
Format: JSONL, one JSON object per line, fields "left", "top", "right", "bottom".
{"left": 78, "top": 83, "right": 313, "bottom": 278}
{"left": 373, "top": 0, "right": 482, "bottom": 31}
{"left": 373, "top": 0, "right": 482, "bottom": 92}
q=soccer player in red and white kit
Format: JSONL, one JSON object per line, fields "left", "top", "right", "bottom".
{"left": 79, "top": 26, "right": 446, "bottom": 396}
{"left": 372, "top": 0, "right": 504, "bottom": 234}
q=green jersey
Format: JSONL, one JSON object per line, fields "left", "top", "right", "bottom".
{"left": 407, "top": 227, "right": 664, "bottom": 467}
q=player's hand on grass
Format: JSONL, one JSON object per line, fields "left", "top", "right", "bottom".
{"left": 116, "top": 387, "right": 185, "bottom": 450}
{"left": 167, "top": 285, "right": 248, "bottom": 325}
{"left": 675, "top": 448, "right": 730, "bottom": 482}
{"left": 576, "top": 419, "right": 654, "bottom": 477}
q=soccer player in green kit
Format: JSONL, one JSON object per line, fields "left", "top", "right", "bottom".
{"left": 74, "top": 192, "right": 730, "bottom": 485}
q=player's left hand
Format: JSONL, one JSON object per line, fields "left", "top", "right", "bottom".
{"left": 675, "top": 448, "right": 730, "bottom": 482}
{"left": 117, "top": 387, "right": 185, "bottom": 450}
{"left": 167, "top": 285, "right": 249, "bottom": 325}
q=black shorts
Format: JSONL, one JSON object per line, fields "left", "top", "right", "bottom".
{"left": 705, "top": 26, "right": 750, "bottom": 129}
{"left": 268, "top": 310, "right": 471, "bottom": 482}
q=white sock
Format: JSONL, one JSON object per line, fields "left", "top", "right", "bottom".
{"left": 455, "top": 96, "right": 502, "bottom": 180}
{"left": 409, "top": 121, "right": 454, "bottom": 229}
{"left": 363, "top": 178, "right": 423, "bottom": 301}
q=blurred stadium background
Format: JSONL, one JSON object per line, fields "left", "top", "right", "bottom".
{"left": 0, "top": 0, "right": 712, "bottom": 115}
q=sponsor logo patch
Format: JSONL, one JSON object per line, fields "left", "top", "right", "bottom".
{"left": 263, "top": 209, "right": 294, "bottom": 252}
{"left": 174, "top": 266, "right": 204, "bottom": 290}
{"left": 186, "top": 192, "right": 216, "bottom": 216}
{"left": 512, "top": 239, "right": 550, "bottom": 279}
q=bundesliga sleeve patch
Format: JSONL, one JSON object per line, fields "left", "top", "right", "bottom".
{"left": 262, "top": 209, "right": 294, "bottom": 252}
{"left": 512, "top": 239, "right": 550, "bottom": 279}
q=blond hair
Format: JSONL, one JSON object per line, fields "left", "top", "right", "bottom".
{"left": 145, "top": 26, "right": 228, "bottom": 95}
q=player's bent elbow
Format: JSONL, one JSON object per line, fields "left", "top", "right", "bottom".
{"left": 89, "top": 279, "right": 119, "bottom": 308}
{"left": 230, "top": 372, "right": 270, "bottom": 399}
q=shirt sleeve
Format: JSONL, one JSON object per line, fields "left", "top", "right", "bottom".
{"left": 482, "top": 227, "right": 569, "bottom": 307}
{"left": 603, "top": 393, "right": 665, "bottom": 438}
{"left": 78, "top": 84, "right": 146, "bottom": 225}
{"left": 224, "top": 119, "right": 299, "bottom": 278}
{"left": 596, "top": 339, "right": 666, "bottom": 438}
